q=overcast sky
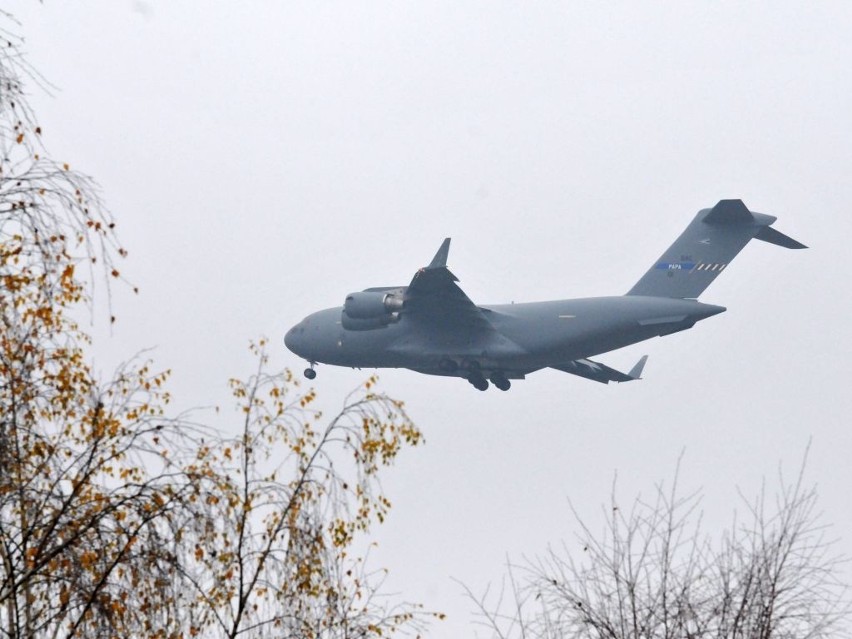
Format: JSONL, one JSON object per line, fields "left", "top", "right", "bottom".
{"left": 9, "top": 2, "right": 852, "bottom": 636}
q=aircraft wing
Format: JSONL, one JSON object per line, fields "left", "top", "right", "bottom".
{"left": 402, "top": 238, "right": 496, "bottom": 334}
{"left": 552, "top": 355, "right": 648, "bottom": 384}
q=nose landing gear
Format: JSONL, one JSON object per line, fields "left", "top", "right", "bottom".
{"left": 304, "top": 365, "right": 317, "bottom": 380}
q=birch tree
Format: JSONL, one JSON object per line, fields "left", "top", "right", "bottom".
{"left": 1, "top": 11, "right": 429, "bottom": 638}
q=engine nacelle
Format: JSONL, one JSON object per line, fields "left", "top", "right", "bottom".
{"left": 343, "top": 291, "right": 404, "bottom": 319}
{"left": 341, "top": 314, "right": 397, "bottom": 331}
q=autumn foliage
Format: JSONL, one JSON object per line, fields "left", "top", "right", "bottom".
{"left": 1, "top": 14, "right": 426, "bottom": 639}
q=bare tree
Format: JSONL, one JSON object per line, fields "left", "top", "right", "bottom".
{"left": 469, "top": 456, "right": 849, "bottom": 639}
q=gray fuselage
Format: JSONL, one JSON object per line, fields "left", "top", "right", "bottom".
{"left": 284, "top": 295, "right": 725, "bottom": 378}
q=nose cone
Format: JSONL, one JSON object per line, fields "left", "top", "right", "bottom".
{"left": 284, "top": 323, "right": 303, "bottom": 356}
{"left": 284, "top": 308, "right": 341, "bottom": 363}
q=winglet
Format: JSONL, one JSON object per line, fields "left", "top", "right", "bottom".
{"left": 627, "top": 355, "right": 648, "bottom": 380}
{"left": 428, "top": 238, "right": 451, "bottom": 269}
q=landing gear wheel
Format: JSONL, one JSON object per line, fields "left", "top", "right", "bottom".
{"left": 304, "top": 367, "right": 316, "bottom": 380}
{"left": 468, "top": 373, "right": 489, "bottom": 391}
{"left": 491, "top": 375, "right": 511, "bottom": 391}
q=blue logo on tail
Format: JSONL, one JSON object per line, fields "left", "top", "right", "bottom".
{"left": 655, "top": 262, "right": 696, "bottom": 271}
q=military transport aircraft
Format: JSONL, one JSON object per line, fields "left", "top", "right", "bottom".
{"left": 285, "top": 200, "right": 805, "bottom": 390}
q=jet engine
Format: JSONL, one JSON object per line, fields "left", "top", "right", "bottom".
{"left": 341, "top": 291, "right": 403, "bottom": 331}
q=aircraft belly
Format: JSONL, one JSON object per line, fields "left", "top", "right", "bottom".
{"left": 320, "top": 322, "right": 529, "bottom": 371}
{"left": 388, "top": 329, "right": 528, "bottom": 365}
{"left": 332, "top": 325, "right": 409, "bottom": 368}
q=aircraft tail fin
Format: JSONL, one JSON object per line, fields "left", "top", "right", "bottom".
{"left": 626, "top": 200, "right": 806, "bottom": 299}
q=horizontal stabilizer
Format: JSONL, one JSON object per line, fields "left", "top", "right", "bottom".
{"left": 552, "top": 355, "right": 648, "bottom": 384}
{"left": 755, "top": 225, "right": 807, "bottom": 249}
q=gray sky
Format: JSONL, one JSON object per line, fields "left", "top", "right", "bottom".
{"left": 10, "top": 2, "right": 852, "bottom": 635}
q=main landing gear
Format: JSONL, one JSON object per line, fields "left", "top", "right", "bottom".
{"left": 466, "top": 371, "right": 511, "bottom": 391}
{"left": 490, "top": 373, "right": 511, "bottom": 391}
{"left": 460, "top": 360, "right": 512, "bottom": 391}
